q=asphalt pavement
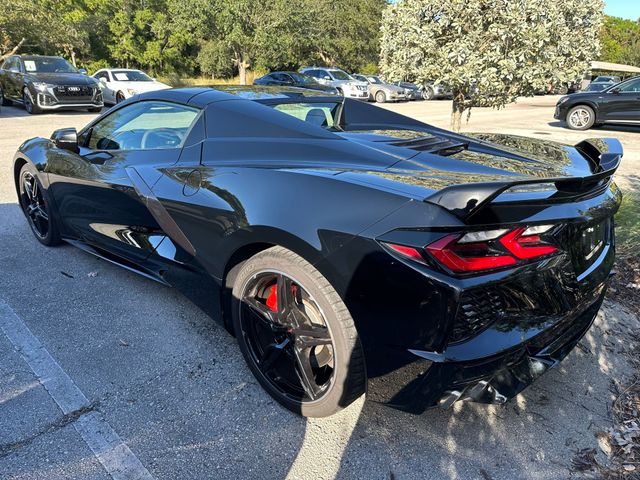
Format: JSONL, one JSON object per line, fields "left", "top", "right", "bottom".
{"left": 1, "top": 97, "right": 639, "bottom": 480}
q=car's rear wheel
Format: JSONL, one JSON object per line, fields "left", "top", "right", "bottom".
{"left": 375, "top": 91, "right": 386, "bottom": 103}
{"left": 422, "top": 86, "right": 435, "bottom": 100}
{"left": 566, "top": 105, "right": 595, "bottom": 130}
{"left": 116, "top": 91, "right": 125, "bottom": 103}
{"left": 0, "top": 84, "right": 11, "bottom": 106}
{"left": 17, "top": 164, "right": 61, "bottom": 246}
{"left": 23, "top": 88, "right": 41, "bottom": 114}
{"left": 231, "top": 246, "right": 366, "bottom": 417}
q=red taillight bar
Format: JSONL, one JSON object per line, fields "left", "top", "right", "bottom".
{"left": 383, "top": 226, "right": 559, "bottom": 275}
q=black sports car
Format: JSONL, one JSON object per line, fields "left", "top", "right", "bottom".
{"left": 0, "top": 55, "right": 103, "bottom": 114}
{"left": 555, "top": 75, "right": 640, "bottom": 130}
{"left": 14, "top": 86, "right": 622, "bottom": 417}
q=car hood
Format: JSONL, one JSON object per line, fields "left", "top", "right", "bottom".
{"left": 118, "top": 81, "right": 171, "bottom": 93}
{"left": 26, "top": 73, "right": 98, "bottom": 86}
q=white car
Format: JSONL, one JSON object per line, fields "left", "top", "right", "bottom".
{"left": 299, "top": 67, "right": 369, "bottom": 100}
{"left": 92, "top": 69, "right": 170, "bottom": 105}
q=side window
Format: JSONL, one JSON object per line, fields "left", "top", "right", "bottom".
{"left": 618, "top": 79, "right": 640, "bottom": 93}
{"left": 85, "top": 101, "right": 200, "bottom": 151}
{"left": 306, "top": 70, "right": 319, "bottom": 79}
{"left": 4, "top": 58, "right": 16, "bottom": 71}
{"left": 95, "top": 71, "right": 109, "bottom": 82}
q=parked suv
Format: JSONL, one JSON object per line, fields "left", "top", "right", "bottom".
{"left": 300, "top": 67, "right": 368, "bottom": 100}
{"left": 0, "top": 55, "right": 103, "bottom": 114}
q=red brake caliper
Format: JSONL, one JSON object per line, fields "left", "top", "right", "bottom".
{"left": 265, "top": 285, "right": 278, "bottom": 312}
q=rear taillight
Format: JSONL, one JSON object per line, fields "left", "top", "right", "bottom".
{"left": 384, "top": 225, "right": 558, "bottom": 275}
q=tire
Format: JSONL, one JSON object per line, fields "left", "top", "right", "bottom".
{"left": 422, "top": 86, "right": 435, "bottom": 100}
{"left": 231, "top": 246, "right": 366, "bottom": 417}
{"left": 17, "top": 164, "right": 61, "bottom": 246}
{"left": 335, "top": 88, "right": 343, "bottom": 97}
{"left": 88, "top": 107, "right": 102, "bottom": 113}
{"left": 375, "top": 91, "right": 386, "bottom": 103}
{"left": 566, "top": 105, "right": 595, "bottom": 130}
{"left": 0, "top": 84, "right": 11, "bottom": 106}
{"left": 115, "top": 91, "right": 125, "bottom": 103}
{"left": 23, "top": 87, "right": 41, "bottom": 114}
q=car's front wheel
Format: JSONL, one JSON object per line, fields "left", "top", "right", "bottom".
{"left": 566, "top": 105, "right": 595, "bottom": 130}
{"left": 231, "top": 246, "right": 366, "bottom": 417}
{"left": 375, "top": 91, "right": 386, "bottom": 103}
{"left": 17, "top": 164, "right": 61, "bottom": 246}
{"left": 422, "top": 86, "right": 435, "bottom": 100}
{"left": 23, "top": 88, "right": 41, "bottom": 114}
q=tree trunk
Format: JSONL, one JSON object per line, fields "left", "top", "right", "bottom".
{"left": 450, "top": 91, "right": 466, "bottom": 133}
{"left": 238, "top": 59, "right": 249, "bottom": 85}
{"left": 0, "top": 38, "right": 26, "bottom": 62}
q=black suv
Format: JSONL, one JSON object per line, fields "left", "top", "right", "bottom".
{"left": 0, "top": 55, "right": 103, "bottom": 114}
{"left": 555, "top": 76, "right": 640, "bottom": 130}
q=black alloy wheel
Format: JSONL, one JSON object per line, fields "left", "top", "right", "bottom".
{"left": 231, "top": 247, "right": 366, "bottom": 417}
{"left": 18, "top": 165, "right": 60, "bottom": 245}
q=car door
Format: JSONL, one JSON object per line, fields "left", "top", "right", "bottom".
{"left": 46, "top": 100, "right": 202, "bottom": 264}
{"left": 599, "top": 78, "right": 640, "bottom": 122}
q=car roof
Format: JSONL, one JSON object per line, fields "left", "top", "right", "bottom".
{"left": 134, "top": 85, "right": 339, "bottom": 107}
{"left": 16, "top": 55, "right": 64, "bottom": 60}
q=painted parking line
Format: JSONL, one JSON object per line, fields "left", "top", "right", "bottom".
{"left": 0, "top": 299, "right": 154, "bottom": 480}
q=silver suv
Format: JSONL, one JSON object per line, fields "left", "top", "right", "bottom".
{"left": 300, "top": 67, "right": 368, "bottom": 100}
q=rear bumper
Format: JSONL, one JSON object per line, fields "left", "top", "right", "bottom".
{"left": 384, "top": 284, "right": 606, "bottom": 413}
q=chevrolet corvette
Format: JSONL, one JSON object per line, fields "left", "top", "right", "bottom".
{"left": 14, "top": 86, "right": 622, "bottom": 417}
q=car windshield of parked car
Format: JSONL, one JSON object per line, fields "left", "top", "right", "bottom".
{"left": 367, "top": 76, "right": 384, "bottom": 84}
{"left": 272, "top": 102, "right": 341, "bottom": 129}
{"left": 329, "top": 70, "right": 352, "bottom": 81}
{"left": 23, "top": 57, "right": 77, "bottom": 74}
{"left": 112, "top": 70, "right": 153, "bottom": 82}
{"left": 86, "top": 101, "right": 199, "bottom": 151}
{"left": 290, "top": 73, "right": 320, "bottom": 85}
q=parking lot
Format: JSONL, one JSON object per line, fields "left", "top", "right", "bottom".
{"left": 1, "top": 96, "right": 639, "bottom": 480}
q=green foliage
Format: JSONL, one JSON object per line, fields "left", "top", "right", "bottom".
{"left": 380, "top": 0, "right": 604, "bottom": 130}
{"left": 599, "top": 16, "right": 640, "bottom": 66}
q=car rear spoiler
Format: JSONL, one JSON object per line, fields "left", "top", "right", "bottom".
{"left": 424, "top": 138, "right": 623, "bottom": 221}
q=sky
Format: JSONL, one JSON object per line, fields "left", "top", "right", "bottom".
{"left": 604, "top": 0, "right": 640, "bottom": 20}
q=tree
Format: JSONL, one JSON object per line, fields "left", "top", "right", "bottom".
{"left": 380, "top": 0, "right": 604, "bottom": 131}
{"left": 599, "top": 15, "right": 640, "bottom": 66}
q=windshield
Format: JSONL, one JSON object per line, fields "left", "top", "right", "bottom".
{"left": 290, "top": 73, "right": 319, "bottom": 85}
{"left": 23, "top": 57, "right": 77, "bottom": 74}
{"left": 112, "top": 70, "right": 153, "bottom": 82}
{"left": 329, "top": 70, "right": 352, "bottom": 81}
{"left": 367, "top": 76, "right": 383, "bottom": 84}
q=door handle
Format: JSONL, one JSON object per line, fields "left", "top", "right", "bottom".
{"left": 83, "top": 151, "right": 113, "bottom": 165}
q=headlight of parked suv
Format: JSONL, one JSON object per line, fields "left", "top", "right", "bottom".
{"left": 557, "top": 96, "right": 570, "bottom": 105}
{"left": 32, "top": 82, "right": 52, "bottom": 92}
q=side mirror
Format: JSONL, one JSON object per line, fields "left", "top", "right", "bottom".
{"left": 78, "top": 68, "right": 88, "bottom": 75}
{"left": 611, "top": 87, "right": 620, "bottom": 95}
{"left": 51, "top": 128, "right": 79, "bottom": 153}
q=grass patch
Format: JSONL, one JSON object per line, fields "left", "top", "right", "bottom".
{"left": 615, "top": 191, "right": 640, "bottom": 256}
{"left": 157, "top": 71, "right": 267, "bottom": 88}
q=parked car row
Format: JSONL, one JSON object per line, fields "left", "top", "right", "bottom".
{"left": 0, "top": 54, "right": 170, "bottom": 114}
{"left": 254, "top": 66, "right": 452, "bottom": 103}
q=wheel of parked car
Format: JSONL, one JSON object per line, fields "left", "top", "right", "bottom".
{"left": 422, "top": 86, "right": 435, "bottom": 100}
{"left": 0, "top": 84, "right": 11, "bottom": 106}
{"left": 230, "top": 246, "right": 366, "bottom": 417}
{"left": 23, "top": 87, "right": 41, "bottom": 114}
{"left": 566, "top": 105, "right": 595, "bottom": 130}
{"left": 375, "top": 91, "right": 386, "bottom": 103}
{"left": 17, "top": 164, "right": 61, "bottom": 246}
{"left": 116, "top": 91, "right": 126, "bottom": 103}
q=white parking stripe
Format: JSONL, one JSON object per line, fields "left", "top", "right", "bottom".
{"left": 0, "top": 300, "right": 154, "bottom": 480}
